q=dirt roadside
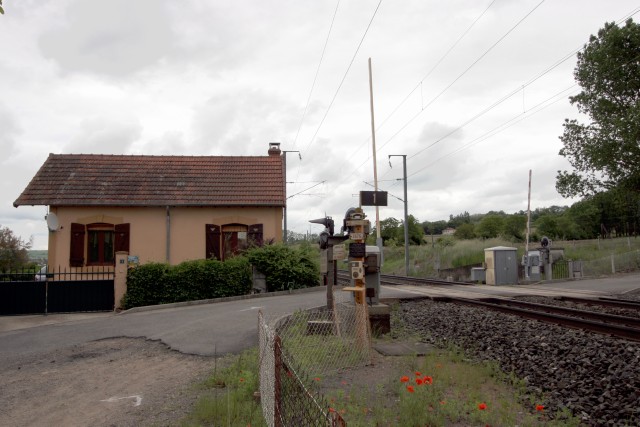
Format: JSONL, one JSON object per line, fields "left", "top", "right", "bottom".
{"left": 0, "top": 337, "right": 215, "bottom": 427}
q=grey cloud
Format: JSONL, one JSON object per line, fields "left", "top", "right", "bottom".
{"left": 65, "top": 115, "right": 142, "bottom": 154}
{"left": 0, "top": 105, "right": 21, "bottom": 162}
{"left": 191, "top": 89, "right": 301, "bottom": 156}
{"left": 39, "top": 0, "right": 173, "bottom": 77}
{"left": 138, "top": 131, "right": 187, "bottom": 155}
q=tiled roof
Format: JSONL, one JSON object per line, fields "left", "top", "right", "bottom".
{"left": 14, "top": 154, "right": 285, "bottom": 207}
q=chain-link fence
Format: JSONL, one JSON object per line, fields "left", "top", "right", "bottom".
{"left": 581, "top": 250, "right": 640, "bottom": 277}
{"left": 259, "top": 291, "right": 371, "bottom": 426}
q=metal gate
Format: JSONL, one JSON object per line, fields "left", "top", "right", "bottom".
{"left": 0, "top": 267, "right": 114, "bottom": 315}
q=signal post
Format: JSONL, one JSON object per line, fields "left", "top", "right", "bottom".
{"left": 342, "top": 207, "right": 370, "bottom": 353}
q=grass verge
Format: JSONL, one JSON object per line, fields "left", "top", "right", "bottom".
{"left": 181, "top": 305, "right": 583, "bottom": 426}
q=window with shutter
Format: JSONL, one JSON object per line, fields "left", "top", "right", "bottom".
{"left": 115, "top": 223, "right": 130, "bottom": 253}
{"left": 248, "top": 224, "right": 263, "bottom": 247}
{"left": 87, "top": 223, "right": 115, "bottom": 266}
{"left": 205, "top": 224, "right": 221, "bottom": 260}
{"left": 70, "top": 223, "right": 86, "bottom": 267}
{"left": 222, "top": 224, "right": 248, "bottom": 260}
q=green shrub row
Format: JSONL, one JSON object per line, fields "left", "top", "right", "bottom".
{"left": 122, "top": 257, "right": 252, "bottom": 309}
{"left": 246, "top": 243, "right": 320, "bottom": 291}
{"left": 121, "top": 244, "right": 321, "bottom": 309}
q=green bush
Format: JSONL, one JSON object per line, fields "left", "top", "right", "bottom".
{"left": 122, "top": 257, "right": 252, "bottom": 309}
{"left": 246, "top": 243, "right": 320, "bottom": 291}
{"left": 122, "top": 262, "right": 170, "bottom": 308}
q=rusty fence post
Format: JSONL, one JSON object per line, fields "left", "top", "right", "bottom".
{"left": 274, "top": 335, "right": 282, "bottom": 427}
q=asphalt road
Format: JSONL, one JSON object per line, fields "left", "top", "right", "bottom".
{"left": 0, "top": 289, "right": 332, "bottom": 358}
{"left": 1, "top": 274, "right": 638, "bottom": 359}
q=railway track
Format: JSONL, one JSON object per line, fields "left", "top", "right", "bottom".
{"left": 336, "top": 270, "right": 640, "bottom": 341}
{"left": 336, "top": 271, "right": 472, "bottom": 287}
{"left": 439, "top": 296, "right": 640, "bottom": 342}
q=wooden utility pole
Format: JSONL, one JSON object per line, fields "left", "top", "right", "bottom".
{"left": 368, "top": 58, "right": 382, "bottom": 251}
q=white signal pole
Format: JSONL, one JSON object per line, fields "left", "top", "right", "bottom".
{"left": 525, "top": 169, "right": 532, "bottom": 280}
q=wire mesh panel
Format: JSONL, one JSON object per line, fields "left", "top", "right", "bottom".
{"left": 259, "top": 311, "right": 276, "bottom": 427}
{"left": 275, "top": 338, "right": 334, "bottom": 426}
{"left": 613, "top": 250, "right": 640, "bottom": 272}
{"left": 582, "top": 250, "right": 640, "bottom": 276}
{"left": 258, "top": 289, "right": 370, "bottom": 426}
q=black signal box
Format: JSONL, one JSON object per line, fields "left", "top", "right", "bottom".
{"left": 359, "top": 191, "right": 387, "bottom": 207}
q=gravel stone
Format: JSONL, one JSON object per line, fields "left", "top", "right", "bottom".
{"left": 399, "top": 297, "right": 640, "bottom": 426}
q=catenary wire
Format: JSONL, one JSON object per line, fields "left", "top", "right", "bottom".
{"left": 300, "top": 0, "right": 383, "bottom": 155}
{"left": 377, "top": 0, "right": 547, "bottom": 154}
{"left": 335, "top": 0, "right": 496, "bottom": 179}
{"left": 292, "top": 0, "right": 341, "bottom": 149}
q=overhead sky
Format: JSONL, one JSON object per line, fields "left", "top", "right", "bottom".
{"left": 1, "top": 0, "right": 639, "bottom": 250}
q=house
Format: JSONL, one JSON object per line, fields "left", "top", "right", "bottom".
{"left": 14, "top": 143, "right": 285, "bottom": 270}
{"left": 442, "top": 227, "right": 456, "bottom": 236}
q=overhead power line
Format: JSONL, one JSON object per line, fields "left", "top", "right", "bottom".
{"left": 301, "top": 0, "right": 384, "bottom": 155}
{"left": 340, "top": 0, "right": 547, "bottom": 186}
{"left": 292, "top": 0, "right": 341, "bottom": 149}
{"left": 378, "top": 0, "right": 547, "bottom": 153}
{"left": 337, "top": 0, "right": 496, "bottom": 179}
{"left": 407, "top": 84, "right": 579, "bottom": 180}
{"left": 287, "top": 180, "right": 326, "bottom": 199}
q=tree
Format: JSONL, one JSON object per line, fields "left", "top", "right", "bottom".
{"left": 0, "top": 225, "right": 32, "bottom": 271}
{"left": 379, "top": 217, "right": 401, "bottom": 245}
{"left": 448, "top": 211, "right": 471, "bottom": 228}
{"left": 475, "top": 215, "right": 504, "bottom": 239}
{"left": 502, "top": 215, "right": 527, "bottom": 241}
{"left": 404, "top": 215, "right": 424, "bottom": 245}
{"left": 422, "top": 220, "right": 447, "bottom": 235}
{"left": 556, "top": 19, "right": 640, "bottom": 197}
{"left": 535, "top": 215, "right": 559, "bottom": 240}
{"left": 454, "top": 223, "right": 476, "bottom": 239}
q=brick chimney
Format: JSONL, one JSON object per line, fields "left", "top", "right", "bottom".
{"left": 268, "top": 142, "right": 281, "bottom": 156}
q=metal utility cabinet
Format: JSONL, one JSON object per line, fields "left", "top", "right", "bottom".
{"left": 484, "top": 246, "right": 518, "bottom": 285}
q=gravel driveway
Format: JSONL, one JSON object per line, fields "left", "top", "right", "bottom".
{"left": 1, "top": 337, "right": 213, "bottom": 427}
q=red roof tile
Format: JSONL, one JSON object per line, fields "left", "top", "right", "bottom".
{"left": 14, "top": 154, "right": 285, "bottom": 207}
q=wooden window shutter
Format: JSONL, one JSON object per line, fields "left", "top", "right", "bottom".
{"left": 70, "top": 223, "right": 86, "bottom": 267}
{"left": 248, "top": 224, "right": 264, "bottom": 247}
{"left": 115, "top": 223, "right": 130, "bottom": 253}
{"left": 205, "top": 224, "right": 221, "bottom": 260}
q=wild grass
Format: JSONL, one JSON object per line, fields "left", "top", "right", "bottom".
{"left": 182, "top": 304, "right": 583, "bottom": 426}
{"left": 181, "top": 349, "right": 266, "bottom": 427}
{"left": 382, "top": 236, "right": 640, "bottom": 276}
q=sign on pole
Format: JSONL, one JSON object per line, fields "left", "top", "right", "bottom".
{"left": 359, "top": 191, "right": 388, "bottom": 207}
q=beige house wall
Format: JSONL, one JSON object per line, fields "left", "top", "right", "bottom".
{"left": 48, "top": 205, "right": 283, "bottom": 269}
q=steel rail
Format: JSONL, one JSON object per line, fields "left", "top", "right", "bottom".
{"left": 558, "top": 296, "right": 640, "bottom": 310}
{"left": 480, "top": 298, "right": 640, "bottom": 328}
{"left": 444, "top": 297, "right": 640, "bottom": 342}
{"left": 336, "top": 270, "right": 472, "bottom": 287}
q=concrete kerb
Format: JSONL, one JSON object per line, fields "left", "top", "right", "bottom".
{"left": 120, "top": 285, "right": 328, "bottom": 315}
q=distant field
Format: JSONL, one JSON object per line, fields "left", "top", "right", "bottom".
{"left": 28, "top": 250, "right": 48, "bottom": 263}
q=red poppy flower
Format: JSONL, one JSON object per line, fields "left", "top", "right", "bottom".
{"left": 415, "top": 378, "right": 424, "bottom": 385}
{"left": 400, "top": 376, "right": 410, "bottom": 383}
{"left": 406, "top": 385, "right": 415, "bottom": 393}
{"left": 478, "top": 403, "right": 487, "bottom": 410}
{"left": 415, "top": 371, "right": 422, "bottom": 377}
{"left": 423, "top": 376, "right": 433, "bottom": 385}
{"left": 314, "top": 377, "right": 321, "bottom": 381}
{"left": 536, "top": 404, "right": 544, "bottom": 411}
{"left": 329, "top": 407, "right": 336, "bottom": 413}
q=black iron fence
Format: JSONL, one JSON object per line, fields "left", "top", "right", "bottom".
{"left": 0, "top": 266, "right": 115, "bottom": 315}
